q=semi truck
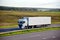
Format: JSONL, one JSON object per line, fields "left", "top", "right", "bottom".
{"left": 18, "top": 17, "right": 51, "bottom": 29}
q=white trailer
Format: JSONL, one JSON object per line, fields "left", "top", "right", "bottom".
{"left": 18, "top": 17, "right": 51, "bottom": 29}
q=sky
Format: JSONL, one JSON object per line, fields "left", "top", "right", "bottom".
{"left": 0, "top": 0, "right": 60, "bottom": 8}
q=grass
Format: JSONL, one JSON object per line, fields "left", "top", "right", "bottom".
{"left": 0, "top": 25, "right": 18, "bottom": 28}
{"left": 0, "top": 10, "right": 60, "bottom": 28}
{"left": 0, "top": 27, "right": 60, "bottom": 37}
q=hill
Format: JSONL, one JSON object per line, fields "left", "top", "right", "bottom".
{"left": 0, "top": 6, "right": 60, "bottom": 12}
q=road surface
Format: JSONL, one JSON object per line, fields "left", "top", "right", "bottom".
{"left": 0, "top": 30, "right": 60, "bottom": 40}
{"left": 47, "top": 24, "right": 60, "bottom": 27}
{"left": 0, "top": 24, "right": 60, "bottom": 32}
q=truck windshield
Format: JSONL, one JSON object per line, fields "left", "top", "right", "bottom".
{"left": 19, "top": 21, "right": 25, "bottom": 23}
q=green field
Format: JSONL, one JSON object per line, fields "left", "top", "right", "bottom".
{"left": 0, "top": 10, "right": 60, "bottom": 28}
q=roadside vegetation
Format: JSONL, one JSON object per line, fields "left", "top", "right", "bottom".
{"left": 0, "top": 10, "right": 60, "bottom": 28}
{"left": 0, "top": 27, "right": 60, "bottom": 37}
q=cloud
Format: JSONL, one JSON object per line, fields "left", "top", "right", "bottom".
{"left": 0, "top": 0, "right": 60, "bottom": 8}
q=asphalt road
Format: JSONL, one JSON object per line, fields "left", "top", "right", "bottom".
{"left": 47, "top": 24, "right": 60, "bottom": 27}
{"left": 0, "top": 30, "right": 60, "bottom": 40}
{"left": 0, "top": 24, "right": 60, "bottom": 32}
